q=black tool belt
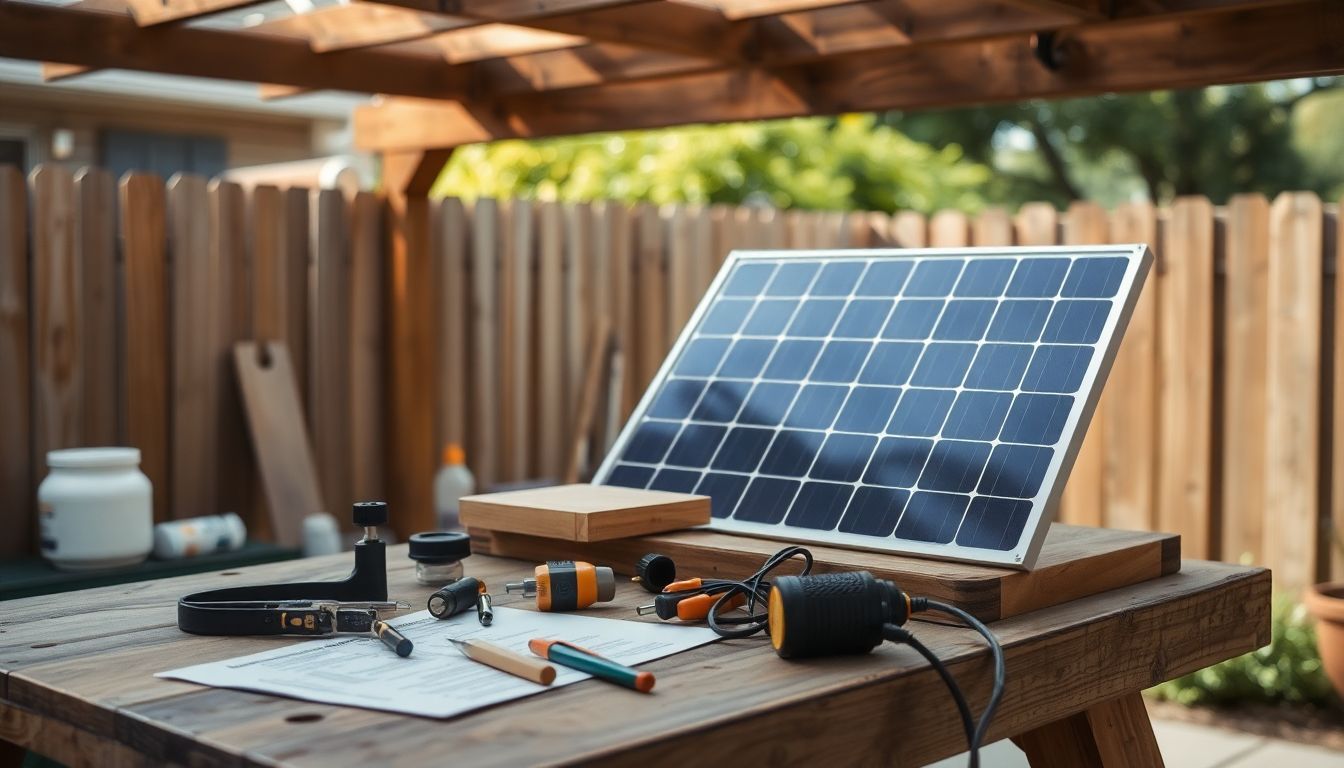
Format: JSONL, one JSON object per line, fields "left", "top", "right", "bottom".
{"left": 178, "top": 539, "right": 396, "bottom": 637}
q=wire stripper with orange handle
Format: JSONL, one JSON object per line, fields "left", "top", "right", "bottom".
{"left": 636, "top": 577, "right": 747, "bottom": 621}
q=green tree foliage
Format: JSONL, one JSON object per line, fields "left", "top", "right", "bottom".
{"left": 888, "top": 78, "right": 1343, "bottom": 208}
{"left": 431, "top": 114, "right": 991, "bottom": 214}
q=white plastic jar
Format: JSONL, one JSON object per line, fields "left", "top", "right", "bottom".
{"left": 38, "top": 447, "right": 154, "bottom": 571}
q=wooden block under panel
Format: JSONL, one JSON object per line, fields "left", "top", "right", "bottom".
{"left": 459, "top": 484, "right": 710, "bottom": 542}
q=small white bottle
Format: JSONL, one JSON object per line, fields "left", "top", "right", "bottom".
{"left": 434, "top": 443, "right": 475, "bottom": 530}
{"left": 152, "top": 513, "right": 246, "bottom": 560}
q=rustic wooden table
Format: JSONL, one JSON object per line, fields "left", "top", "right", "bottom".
{"left": 0, "top": 546, "right": 1269, "bottom": 767}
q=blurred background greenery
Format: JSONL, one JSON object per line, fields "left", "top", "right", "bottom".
{"left": 432, "top": 76, "right": 1344, "bottom": 213}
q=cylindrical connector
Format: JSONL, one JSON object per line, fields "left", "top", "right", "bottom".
{"left": 372, "top": 619, "right": 413, "bottom": 657}
{"left": 428, "top": 576, "right": 483, "bottom": 620}
{"left": 767, "top": 571, "right": 908, "bottom": 659}
{"left": 477, "top": 592, "right": 494, "bottom": 626}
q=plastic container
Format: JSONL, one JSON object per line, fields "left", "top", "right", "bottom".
{"left": 408, "top": 531, "right": 471, "bottom": 586}
{"left": 302, "top": 513, "right": 343, "bottom": 557}
{"left": 433, "top": 444, "right": 475, "bottom": 530}
{"left": 152, "top": 513, "right": 246, "bottom": 560}
{"left": 38, "top": 447, "right": 153, "bottom": 571}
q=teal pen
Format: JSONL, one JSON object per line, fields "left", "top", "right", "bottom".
{"left": 528, "top": 638, "right": 656, "bottom": 693}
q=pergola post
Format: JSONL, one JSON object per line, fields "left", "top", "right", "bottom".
{"left": 383, "top": 148, "right": 453, "bottom": 537}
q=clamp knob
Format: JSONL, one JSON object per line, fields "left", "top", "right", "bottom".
{"left": 353, "top": 501, "right": 388, "bottom": 528}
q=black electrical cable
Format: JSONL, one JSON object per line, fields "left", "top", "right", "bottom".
{"left": 913, "top": 598, "right": 1007, "bottom": 767}
{"left": 884, "top": 625, "right": 976, "bottom": 765}
{"left": 704, "top": 545, "right": 813, "bottom": 638}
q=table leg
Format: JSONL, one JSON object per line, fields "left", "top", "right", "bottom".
{"left": 0, "top": 738, "right": 23, "bottom": 768}
{"left": 1011, "top": 692, "right": 1165, "bottom": 768}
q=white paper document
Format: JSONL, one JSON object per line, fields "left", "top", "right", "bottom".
{"left": 158, "top": 607, "right": 719, "bottom": 718}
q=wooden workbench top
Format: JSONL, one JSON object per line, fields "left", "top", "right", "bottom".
{"left": 0, "top": 545, "right": 1270, "bottom": 767}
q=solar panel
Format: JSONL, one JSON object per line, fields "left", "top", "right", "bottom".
{"left": 594, "top": 245, "right": 1153, "bottom": 568}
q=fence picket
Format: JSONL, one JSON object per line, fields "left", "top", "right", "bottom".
{"left": 167, "top": 174, "right": 214, "bottom": 521}
{"left": 0, "top": 166, "right": 31, "bottom": 555}
{"left": 436, "top": 198, "right": 470, "bottom": 454}
{"left": 311, "top": 189, "right": 352, "bottom": 515}
{"left": 538, "top": 201, "right": 566, "bottom": 481}
{"left": 1264, "top": 192, "right": 1324, "bottom": 590}
{"left": 929, "top": 210, "right": 969, "bottom": 247}
{"left": 76, "top": 168, "right": 119, "bottom": 446}
{"left": 635, "top": 204, "right": 666, "bottom": 400}
{"left": 891, "top": 211, "right": 927, "bottom": 247}
{"left": 350, "top": 192, "right": 385, "bottom": 503}
{"left": 471, "top": 198, "right": 500, "bottom": 489}
{"left": 972, "top": 207, "right": 1013, "bottom": 246}
{"left": 1015, "top": 202, "right": 1058, "bottom": 246}
{"left": 211, "top": 180, "right": 253, "bottom": 526}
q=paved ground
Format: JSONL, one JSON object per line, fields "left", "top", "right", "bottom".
{"left": 928, "top": 715, "right": 1344, "bottom": 767}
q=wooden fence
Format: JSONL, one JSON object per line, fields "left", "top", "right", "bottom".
{"left": 2, "top": 163, "right": 1340, "bottom": 590}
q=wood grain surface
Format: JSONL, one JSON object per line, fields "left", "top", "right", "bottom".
{"left": 0, "top": 548, "right": 1265, "bottom": 768}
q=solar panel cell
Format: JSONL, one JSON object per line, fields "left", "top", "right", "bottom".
{"left": 864, "top": 436, "right": 933, "bottom": 488}
{"left": 785, "top": 384, "right": 848, "bottom": 429}
{"left": 734, "top": 477, "right": 800, "bottom": 523}
{"left": 813, "top": 261, "right": 867, "bottom": 296}
{"left": 999, "top": 393, "right": 1073, "bottom": 445}
{"left": 888, "top": 388, "right": 955, "bottom": 436}
{"left": 1042, "top": 300, "right": 1111, "bottom": 344}
{"left": 766, "top": 262, "right": 819, "bottom": 295}
{"left": 894, "top": 491, "right": 967, "bottom": 543}
{"left": 954, "top": 258, "right": 1016, "bottom": 297}
{"left": 718, "top": 339, "right": 776, "bottom": 378}
{"left": 608, "top": 464, "right": 655, "bottom": 488}
{"left": 905, "top": 259, "right": 965, "bottom": 296}
{"left": 1022, "top": 345, "right": 1093, "bottom": 393}
{"left": 835, "top": 299, "right": 893, "bottom": 337}
{"left": 859, "top": 341, "right": 923, "bottom": 385}
{"left": 676, "top": 338, "right": 732, "bottom": 376}
{"left": 883, "top": 299, "right": 944, "bottom": 339}
{"left": 986, "top": 300, "right": 1051, "bottom": 342}
{"left": 762, "top": 339, "right": 822, "bottom": 380}
{"left": 933, "top": 300, "right": 997, "bottom": 340}
{"left": 855, "top": 261, "right": 913, "bottom": 296}
{"left": 834, "top": 386, "right": 902, "bottom": 432}
{"left": 1063, "top": 257, "right": 1128, "bottom": 298}
{"left": 918, "top": 440, "right": 991, "bottom": 492}
{"left": 810, "top": 341, "right": 873, "bottom": 383}
{"left": 910, "top": 342, "right": 976, "bottom": 388}
{"left": 789, "top": 299, "right": 847, "bottom": 336}
{"left": 943, "top": 391, "right": 1013, "bottom": 440}
{"left": 649, "top": 378, "right": 706, "bottom": 419}
{"left": 811, "top": 433, "right": 878, "bottom": 482}
{"left": 978, "top": 444, "right": 1054, "bottom": 498}
{"left": 623, "top": 421, "right": 679, "bottom": 463}
{"left": 956, "top": 497, "right": 1032, "bottom": 550}
{"left": 650, "top": 468, "right": 702, "bottom": 493}
{"left": 711, "top": 427, "right": 775, "bottom": 472}
{"left": 759, "top": 430, "right": 825, "bottom": 476}
{"left": 838, "top": 486, "right": 909, "bottom": 536}
{"left": 742, "top": 299, "right": 797, "bottom": 335}
{"left": 697, "top": 472, "right": 749, "bottom": 518}
{"left": 785, "top": 482, "right": 855, "bottom": 530}
{"left": 738, "top": 382, "right": 800, "bottom": 425}
{"left": 1006, "top": 257, "right": 1069, "bottom": 297}
{"left": 666, "top": 423, "right": 727, "bottom": 467}
{"left": 692, "top": 380, "right": 753, "bottom": 422}
{"left": 963, "top": 344, "right": 1033, "bottom": 391}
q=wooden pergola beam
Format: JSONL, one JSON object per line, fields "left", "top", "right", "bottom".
{"left": 354, "top": 0, "right": 1344, "bottom": 151}
{"left": 123, "top": 0, "right": 263, "bottom": 26}
{"left": 249, "top": 4, "right": 473, "bottom": 53}
{"left": 0, "top": 1, "right": 466, "bottom": 99}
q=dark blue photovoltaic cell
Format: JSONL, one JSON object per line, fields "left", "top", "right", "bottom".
{"left": 622, "top": 421, "right": 680, "bottom": 463}
{"left": 933, "top": 300, "right": 996, "bottom": 341}
{"left": 698, "top": 472, "right": 749, "bottom": 518}
{"left": 956, "top": 497, "right": 1031, "bottom": 550}
{"left": 963, "top": 344, "right": 1033, "bottom": 391}
{"left": 788, "top": 299, "right": 846, "bottom": 337}
{"left": 834, "top": 299, "right": 892, "bottom": 338}
{"left": 860, "top": 341, "right": 922, "bottom": 386}
{"left": 692, "top": 380, "right": 752, "bottom": 422}
{"left": 883, "top": 300, "right": 943, "bottom": 339}
{"left": 864, "top": 437, "right": 932, "bottom": 488}
{"left": 608, "top": 464, "right": 654, "bottom": 489}
{"left": 810, "top": 341, "right": 872, "bottom": 383}
{"left": 785, "top": 482, "right": 854, "bottom": 530}
{"left": 724, "top": 263, "right": 775, "bottom": 296}
{"left": 811, "top": 433, "right": 877, "bottom": 482}
{"left": 738, "top": 382, "right": 799, "bottom": 425}
{"left": 893, "top": 491, "right": 967, "bottom": 544}
{"left": 785, "top": 384, "right": 848, "bottom": 429}
{"left": 954, "top": 258, "right": 1015, "bottom": 297}
{"left": 766, "top": 262, "right": 819, "bottom": 296}
{"left": 763, "top": 339, "right": 822, "bottom": 380}
{"left": 650, "top": 468, "right": 702, "bottom": 494}
{"left": 1063, "top": 257, "right": 1127, "bottom": 298}
{"left": 838, "top": 486, "right": 909, "bottom": 536}
{"left": 910, "top": 343, "right": 975, "bottom": 388}
{"left": 1042, "top": 300, "right": 1111, "bottom": 344}
{"left": 834, "top": 386, "right": 902, "bottom": 433}
{"left": 759, "top": 430, "right": 826, "bottom": 476}
{"left": 1006, "top": 258, "right": 1069, "bottom": 297}
{"left": 701, "top": 299, "right": 753, "bottom": 335}
{"left": 888, "top": 388, "right": 955, "bottom": 436}
{"left": 711, "top": 427, "right": 775, "bottom": 472}
{"left": 743, "top": 300, "right": 797, "bottom": 336}
{"left": 649, "top": 378, "right": 706, "bottom": 420}
{"left": 978, "top": 444, "right": 1053, "bottom": 498}
{"left": 677, "top": 338, "right": 731, "bottom": 376}
{"left": 999, "top": 394, "right": 1073, "bottom": 445}
{"left": 718, "top": 338, "right": 777, "bottom": 378}
{"left": 904, "top": 259, "right": 964, "bottom": 297}
{"left": 918, "top": 440, "right": 991, "bottom": 492}
{"left": 856, "top": 261, "right": 913, "bottom": 297}
{"left": 812, "top": 261, "right": 866, "bottom": 296}
{"left": 986, "top": 300, "right": 1051, "bottom": 342}
{"left": 733, "top": 477, "right": 800, "bottom": 523}
{"left": 943, "top": 391, "right": 1013, "bottom": 440}
{"left": 665, "top": 423, "right": 727, "bottom": 467}
{"left": 1021, "top": 345, "right": 1093, "bottom": 393}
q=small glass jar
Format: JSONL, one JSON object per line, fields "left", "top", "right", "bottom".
{"left": 408, "top": 531, "right": 471, "bottom": 586}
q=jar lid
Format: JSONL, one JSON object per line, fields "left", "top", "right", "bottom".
{"left": 47, "top": 447, "right": 142, "bottom": 469}
{"left": 408, "top": 531, "right": 471, "bottom": 563}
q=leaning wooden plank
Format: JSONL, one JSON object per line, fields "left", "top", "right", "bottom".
{"left": 210, "top": 180, "right": 253, "bottom": 526}
{"left": 1104, "top": 201, "right": 1159, "bottom": 532}
{"left": 119, "top": 173, "right": 170, "bottom": 524}
{"left": 167, "top": 174, "right": 216, "bottom": 520}
{"left": 1158, "top": 196, "right": 1215, "bottom": 558}
{"left": 537, "top": 201, "right": 566, "bottom": 480}
{"left": 0, "top": 166, "right": 32, "bottom": 556}
{"left": 30, "top": 165, "right": 83, "bottom": 512}
{"left": 310, "top": 189, "right": 353, "bottom": 516}
{"left": 1263, "top": 192, "right": 1324, "bottom": 591}
{"left": 564, "top": 317, "right": 613, "bottom": 484}
{"left": 471, "top": 198, "right": 501, "bottom": 489}
{"left": 349, "top": 192, "right": 385, "bottom": 503}
{"left": 234, "top": 341, "right": 325, "bottom": 546}
{"left": 1220, "top": 194, "right": 1271, "bottom": 563}
{"left": 1059, "top": 201, "right": 1108, "bottom": 528}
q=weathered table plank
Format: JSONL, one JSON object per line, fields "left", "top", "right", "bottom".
{"left": 0, "top": 547, "right": 1269, "bottom": 768}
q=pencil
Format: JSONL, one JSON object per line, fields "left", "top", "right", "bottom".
{"left": 448, "top": 638, "right": 557, "bottom": 685}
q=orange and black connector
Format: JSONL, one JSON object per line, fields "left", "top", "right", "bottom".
{"left": 505, "top": 560, "right": 616, "bottom": 611}
{"left": 636, "top": 577, "right": 747, "bottom": 621}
